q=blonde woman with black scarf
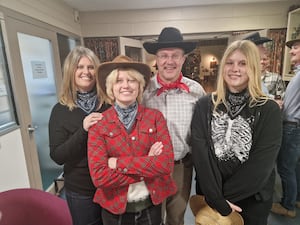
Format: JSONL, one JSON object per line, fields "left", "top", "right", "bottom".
{"left": 191, "top": 40, "right": 282, "bottom": 225}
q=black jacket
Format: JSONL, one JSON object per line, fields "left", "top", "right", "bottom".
{"left": 49, "top": 103, "right": 110, "bottom": 196}
{"left": 191, "top": 94, "right": 282, "bottom": 215}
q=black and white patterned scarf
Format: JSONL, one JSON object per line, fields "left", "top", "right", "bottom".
{"left": 225, "top": 89, "right": 249, "bottom": 119}
{"left": 114, "top": 101, "right": 138, "bottom": 132}
{"left": 76, "top": 89, "right": 98, "bottom": 114}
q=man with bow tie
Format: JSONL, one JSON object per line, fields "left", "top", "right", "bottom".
{"left": 142, "top": 27, "right": 206, "bottom": 225}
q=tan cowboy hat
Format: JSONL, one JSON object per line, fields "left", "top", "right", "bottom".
{"left": 189, "top": 195, "right": 244, "bottom": 225}
{"left": 143, "top": 27, "right": 197, "bottom": 54}
{"left": 97, "top": 55, "right": 151, "bottom": 92}
{"left": 286, "top": 33, "right": 300, "bottom": 48}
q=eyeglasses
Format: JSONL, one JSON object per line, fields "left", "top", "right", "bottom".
{"left": 156, "top": 54, "right": 183, "bottom": 61}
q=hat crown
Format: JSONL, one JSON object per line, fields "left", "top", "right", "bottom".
{"left": 244, "top": 32, "right": 261, "bottom": 42}
{"left": 158, "top": 27, "right": 184, "bottom": 43}
{"left": 286, "top": 33, "right": 300, "bottom": 48}
{"left": 143, "top": 26, "right": 197, "bottom": 54}
{"left": 243, "top": 32, "right": 271, "bottom": 45}
{"left": 112, "top": 55, "right": 134, "bottom": 63}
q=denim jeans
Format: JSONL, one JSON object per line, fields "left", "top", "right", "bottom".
{"left": 101, "top": 204, "right": 162, "bottom": 225}
{"left": 65, "top": 188, "right": 102, "bottom": 225}
{"left": 296, "top": 160, "right": 300, "bottom": 202}
{"left": 277, "top": 123, "right": 300, "bottom": 210}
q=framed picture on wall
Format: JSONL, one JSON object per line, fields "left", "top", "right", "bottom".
{"left": 84, "top": 37, "right": 119, "bottom": 62}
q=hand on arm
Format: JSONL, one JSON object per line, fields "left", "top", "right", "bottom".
{"left": 108, "top": 157, "right": 117, "bottom": 169}
{"left": 148, "top": 141, "right": 163, "bottom": 156}
{"left": 83, "top": 112, "right": 103, "bottom": 131}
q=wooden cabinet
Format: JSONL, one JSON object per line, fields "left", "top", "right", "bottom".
{"left": 282, "top": 8, "right": 300, "bottom": 81}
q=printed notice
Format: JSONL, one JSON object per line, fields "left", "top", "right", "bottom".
{"left": 31, "top": 61, "right": 48, "bottom": 79}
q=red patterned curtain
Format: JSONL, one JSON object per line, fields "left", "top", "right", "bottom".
{"left": 84, "top": 37, "right": 119, "bottom": 62}
{"left": 266, "top": 29, "right": 287, "bottom": 75}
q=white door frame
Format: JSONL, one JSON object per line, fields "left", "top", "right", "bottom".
{"left": 3, "top": 12, "right": 63, "bottom": 190}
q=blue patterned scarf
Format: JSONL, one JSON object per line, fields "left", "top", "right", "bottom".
{"left": 76, "top": 89, "right": 98, "bottom": 114}
{"left": 114, "top": 102, "right": 138, "bottom": 132}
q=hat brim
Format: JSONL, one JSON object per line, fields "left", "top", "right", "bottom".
{"left": 252, "top": 37, "right": 272, "bottom": 45}
{"left": 143, "top": 41, "right": 197, "bottom": 54}
{"left": 286, "top": 38, "right": 300, "bottom": 48}
{"left": 98, "top": 61, "right": 151, "bottom": 92}
{"left": 189, "top": 195, "right": 244, "bottom": 225}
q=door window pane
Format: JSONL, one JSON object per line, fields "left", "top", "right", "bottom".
{"left": 0, "top": 24, "right": 17, "bottom": 133}
{"left": 17, "top": 32, "right": 62, "bottom": 190}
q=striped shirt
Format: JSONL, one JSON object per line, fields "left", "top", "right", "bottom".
{"left": 143, "top": 75, "right": 206, "bottom": 160}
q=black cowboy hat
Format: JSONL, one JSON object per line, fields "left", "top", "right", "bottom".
{"left": 243, "top": 32, "right": 272, "bottom": 45}
{"left": 97, "top": 55, "right": 151, "bottom": 92}
{"left": 143, "top": 27, "right": 197, "bottom": 54}
{"left": 286, "top": 33, "right": 300, "bottom": 48}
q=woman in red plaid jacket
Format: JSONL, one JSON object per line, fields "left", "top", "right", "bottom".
{"left": 88, "top": 55, "right": 177, "bottom": 225}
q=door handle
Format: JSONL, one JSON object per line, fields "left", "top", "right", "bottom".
{"left": 27, "top": 125, "right": 38, "bottom": 133}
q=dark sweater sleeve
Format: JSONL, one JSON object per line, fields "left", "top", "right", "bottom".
{"left": 49, "top": 104, "right": 88, "bottom": 165}
{"left": 223, "top": 100, "right": 282, "bottom": 202}
{"left": 191, "top": 95, "right": 232, "bottom": 216}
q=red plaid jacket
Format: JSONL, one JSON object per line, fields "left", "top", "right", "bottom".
{"left": 88, "top": 104, "right": 177, "bottom": 214}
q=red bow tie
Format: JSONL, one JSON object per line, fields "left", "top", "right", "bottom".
{"left": 156, "top": 73, "right": 190, "bottom": 96}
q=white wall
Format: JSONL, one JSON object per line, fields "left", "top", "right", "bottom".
{"left": 0, "top": 129, "right": 30, "bottom": 191}
{"left": 79, "top": 1, "right": 299, "bottom": 37}
{"left": 0, "top": 0, "right": 81, "bottom": 36}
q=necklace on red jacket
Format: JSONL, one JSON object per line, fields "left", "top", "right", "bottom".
{"left": 156, "top": 73, "right": 190, "bottom": 96}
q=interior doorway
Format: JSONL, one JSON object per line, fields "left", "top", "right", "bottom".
{"left": 4, "top": 13, "right": 80, "bottom": 190}
{"left": 17, "top": 33, "right": 63, "bottom": 190}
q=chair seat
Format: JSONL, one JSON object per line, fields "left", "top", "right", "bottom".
{"left": 0, "top": 188, "right": 72, "bottom": 225}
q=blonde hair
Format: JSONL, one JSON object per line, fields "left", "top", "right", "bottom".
{"left": 212, "top": 40, "right": 268, "bottom": 111}
{"left": 105, "top": 68, "right": 146, "bottom": 104}
{"left": 59, "top": 46, "right": 107, "bottom": 110}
